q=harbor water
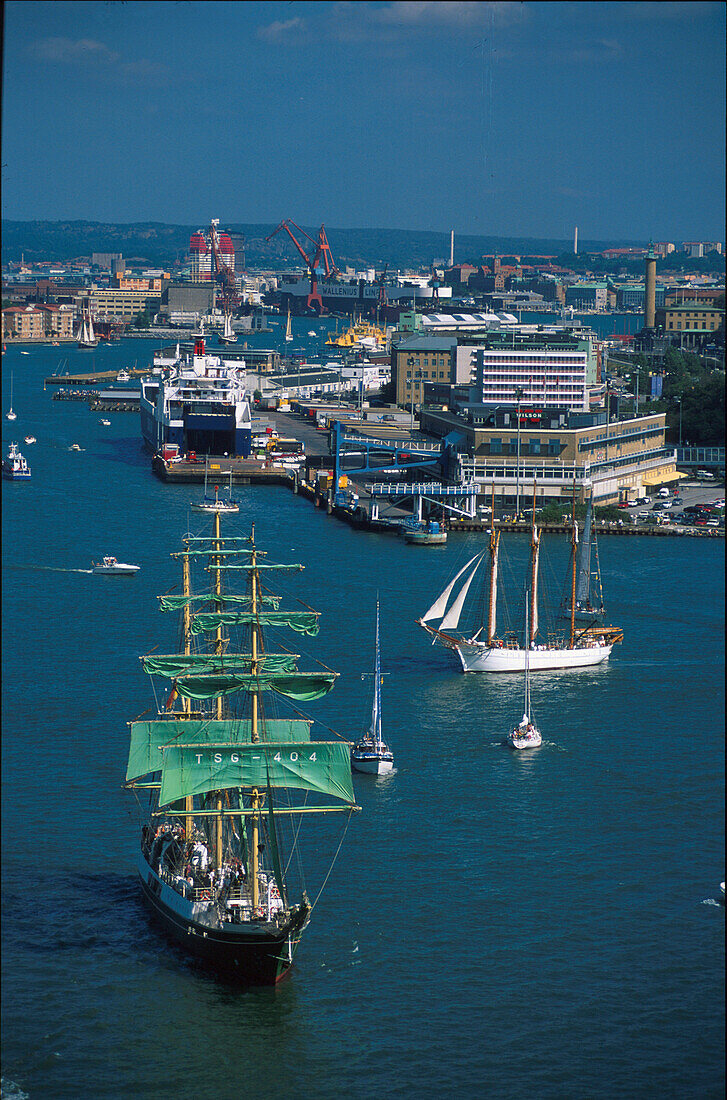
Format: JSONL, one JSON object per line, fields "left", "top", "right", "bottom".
{"left": 2, "top": 340, "right": 725, "bottom": 1100}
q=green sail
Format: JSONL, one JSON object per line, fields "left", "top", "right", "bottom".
{"left": 190, "top": 611, "right": 320, "bottom": 637}
{"left": 127, "top": 718, "right": 312, "bottom": 781}
{"left": 173, "top": 671, "right": 337, "bottom": 701}
{"left": 158, "top": 741, "right": 354, "bottom": 807}
{"left": 142, "top": 654, "right": 297, "bottom": 677}
{"left": 158, "top": 594, "right": 280, "bottom": 612}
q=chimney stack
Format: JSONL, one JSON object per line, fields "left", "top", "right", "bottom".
{"left": 644, "top": 245, "right": 656, "bottom": 329}
{"left": 574, "top": 226, "right": 578, "bottom": 255}
{"left": 450, "top": 230, "right": 454, "bottom": 268}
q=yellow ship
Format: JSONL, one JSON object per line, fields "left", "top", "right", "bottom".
{"left": 325, "top": 316, "right": 387, "bottom": 351}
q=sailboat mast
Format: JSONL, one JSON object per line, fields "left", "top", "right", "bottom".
{"left": 373, "top": 600, "right": 382, "bottom": 750}
{"left": 570, "top": 482, "right": 577, "bottom": 647}
{"left": 249, "top": 522, "right": 260, "bottom": 911}
{"left": 529, "top": 480, "right": 539, "bottom": 644}
{"left": 182, "top": 548, "right": 194, "bottom": 839}
{"left": 486, "top": 481, "right": 499, "bottom": 644}
{"left": 213, "top": 511, "right": 224, "bottom": 867}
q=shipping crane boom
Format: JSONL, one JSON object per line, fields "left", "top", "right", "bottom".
{"left": 265, "top": 219, "right": 339, "bottom": 314}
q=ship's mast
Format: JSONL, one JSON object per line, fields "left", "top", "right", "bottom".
{"left": 486, "top": 481, "right": 500, "bottom": 645}
{"left": 570, "top": 481, "right": 578, "bottom": 648}
{"left": 529, "top": 480, "right": 539, "bottom": 645}
{"left": 249, "top": 523, "right": 260, "bottom": 912}
{"left": 213, "top": 511, "right": 223, "bottom": 868}
{"left": 182, "top": 547, "right": 194, "bottom": 841}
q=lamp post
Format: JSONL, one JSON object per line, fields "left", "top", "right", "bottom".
{"left": 676, "top": 396, "right": 682, "bottom": 448}
{"left": 515, "top": 386, "right": 524, "bottom": 519}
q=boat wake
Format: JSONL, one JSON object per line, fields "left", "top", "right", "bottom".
{"left": 701, "top": 897, "right": 724, "bottom": 908}
{"left": 9, "top": 565, "right": 94, "bottom": 574}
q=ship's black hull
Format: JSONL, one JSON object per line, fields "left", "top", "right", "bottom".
{"left": 139, "top": 866, "right": 310, "bottom": 985}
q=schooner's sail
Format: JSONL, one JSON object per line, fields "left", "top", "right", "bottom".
{"left": 561, "top": 489, "right": 605, "bottom": 620}
{"left": 418, "top": 485, "right": 622, "bottom": 673}
{"left": 125, "top": 517, "right": 359, "bottom": 984}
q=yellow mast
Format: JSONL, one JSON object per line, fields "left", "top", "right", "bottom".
{"left": 570, "top": 481, "right": 577, "bottom": 648}
{"left": 182, "top": 547, "right": 194, "bottom": 841}
{"left": 249, "top": 523, "right": 260, "bottom": 912}
{"left": 486, "top": 480, "right": 499, "bottom": 645}
{"left": 214, "top": 511, "right": 223, "bottom": 868}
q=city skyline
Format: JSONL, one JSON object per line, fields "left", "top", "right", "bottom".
{"left": 2, "top": 1, "right": 725, "bottom": 242}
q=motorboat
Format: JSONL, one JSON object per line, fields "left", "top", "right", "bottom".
{"left": 92, "top": 556, "right": 141, "bottom": 575}
{"left": 24, "top": 435, "right": 37, "bottom": 445}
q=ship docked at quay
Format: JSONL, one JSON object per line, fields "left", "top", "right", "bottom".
{"left": 140, "top": 337, "right": 252, "bottom": 457}
{"left": 125, "top": 515, "right": 359, "bottom": 983}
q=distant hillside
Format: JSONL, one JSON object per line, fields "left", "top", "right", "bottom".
{"left": 1, "top": 219, "right": 645, "bottom": 270}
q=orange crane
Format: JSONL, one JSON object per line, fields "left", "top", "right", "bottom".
{"left": 265, "top": 220, "right": 339, "bottom": 314}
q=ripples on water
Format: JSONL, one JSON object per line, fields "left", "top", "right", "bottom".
{"left": 2, "top": 344, "right": 725, "bottom": 1099}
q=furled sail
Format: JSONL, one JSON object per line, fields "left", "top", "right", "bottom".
{"left": 127, "top": 717, "right": 312, "bottom": 781}
{"left": 172, "top": 671, "right": 337, "bottom": 701}
{"left": 190, "top": 610, "right": 320, "bottom": 636}
{"left": 575, "top": 495, "right": 593, "bottom": 606}
{"left": 487, "top": 532, "right": 499, "bottom": 643}
{"left": 158, "top": 741, "right": 355, "bottom": 807}
{"left": 420, "top": 553, "right": 484, "bottom": 624}
{"left": 142, "top": 653, "right": 298, "bottom": 677}
{"left": 214, "top": 564, "right": 304, "bottom": 572}
{"left": 530, "top": 526, "right": 540, "bottom": 641}
{"left": 158, "top": 593, "right": 280, "bottom": 612}
{"left": 439, "top": 556, "right": 483, "bottom": 632}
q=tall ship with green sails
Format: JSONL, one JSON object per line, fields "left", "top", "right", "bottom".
{"left": 125, "top": 516, "right": 358, "bottom": 984}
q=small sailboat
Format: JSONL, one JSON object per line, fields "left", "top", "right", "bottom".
{"left": 92, "top": 555, "right": 140, "bottom": 575}
{"left": 77, "top": 303, "right": 98, "bottom": 348}
{"left": 6, "top": 372, "right": 17, "bottom": 420}
{"left": 191, "top": 462, "right": 240, "bottom": 514}
{"left": 125, "top": 517, "right": 358, "bottom": 983}
{"left": 507, "top": 598, "right": 542, "bottom": 750}
{"left": 218, "top": 309, "right": 237, "bottom": 345}
{"left": 285, "top": 306, "right": 293, "bottom": 342}
{"left": 191, "top": 314, "right": 205, "bottom": 339}
{"left": 351, "top": 600, "right": 394, "bottom": 775}
{"left": 2, "top": 442, "right": 31, "bottom": 480}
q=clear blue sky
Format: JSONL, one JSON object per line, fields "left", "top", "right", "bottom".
{"left": 2, "top": 1, "right": 725, "bottom": 242}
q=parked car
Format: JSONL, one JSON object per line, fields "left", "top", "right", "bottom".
{"left": 658, "top": 487, "right": 671, "bottom": 497}
{"left": 651, "top": 502, "right": 666, "bottom": 511}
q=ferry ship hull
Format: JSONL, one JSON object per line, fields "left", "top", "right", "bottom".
{"left": 138, "top": 855, "right": 309, "bottom": 985}
{"left": 456, "top": 640, "right": 612, "bottom": 673}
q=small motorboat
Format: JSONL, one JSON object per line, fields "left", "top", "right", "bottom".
{"left": 24, "top": 435, "right": 37, "bottom": 445}
{"left": 99, "top": 419, "right": 111, "bottom": 426}
{"left": 69, "top": 443, "right": 83, "bottom": 451}
{"left": 92, "top": 556, "right": 140, "bottom": 575}
{"left": 116, "top": 370, "right": 131, "bottom": 383}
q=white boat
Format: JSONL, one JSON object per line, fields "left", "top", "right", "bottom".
{"left": 116, "top": 370, "right": 131, "bottom": 383}
{"left": 507, "top": 599, "right": 542, "bottom": 750}
{"left": 285, "top": 306, "right": 293, "bottom": 342}
{"left": 218, "top": 309, "right": 237, "bottom": 345}
{"left": 2, "top": 442, "right": 31, "bottom": 480}
{"left": 77, "top": 303, "right": 98, "bottom": 348}
{"left": 307, "top": 330, "right": 317, "bottom": 337}
{"left": 418, "top": 483, "right": 623, "bottom": 673}
{"left": 99, "top": 419, "right": 111, "bottom": 426}
{"left": 351, "top": 600, "right": 394, "bottom": 775}
{"left": 191, "top": 314, "right": 205, "bottom": 338}
{"left": 92, "top": 556, "right": 140, "bottom": 575}
{"left": 6, "top": 372, "right": 17, "bottom": 420}
{"left": 24, "top": 435, "right": 36, "bottom": 445}
{"left": 190, "top": 464, "right": 240, "bottom": 514}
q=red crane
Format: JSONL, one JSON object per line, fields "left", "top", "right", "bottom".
{"left": 265, "top": 220, "right": 339, "bottom": 314}
{"left": 208, "top": 218, "right": 239, "bottom": 309}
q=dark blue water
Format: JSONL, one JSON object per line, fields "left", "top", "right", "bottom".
{"left": 2, "top": 339, "right": 724, "bottom": 1100}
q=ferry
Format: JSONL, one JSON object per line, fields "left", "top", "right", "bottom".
{"left": 3, "top": 442, "right": 31, "bottom": 480}
{"left": 140, "top": 337, "right": 252, "bottom": 457}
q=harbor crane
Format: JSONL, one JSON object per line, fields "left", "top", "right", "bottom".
{"left": 265, "top": 220, "right": 339, "bottom": 314}
{"left": 209, "top": 218, "right": 239, "bottom": 310}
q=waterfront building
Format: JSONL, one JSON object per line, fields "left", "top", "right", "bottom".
{"left": 616, "top": 284, "right": 666, "bottom": 310}
{"left": 654, "top": 302, "right": 725, "bottom": 347}
{"left": 564, "top": 281, "right": 611, "bottom": 310}
{"left": 76, "top": 288, "right": 162, "bottom": 322}
{"left": 420, "top": 405, "right": 678, "bottom": 506}
{"left": 1, "top": 303, "right": 75, "bottom": 339}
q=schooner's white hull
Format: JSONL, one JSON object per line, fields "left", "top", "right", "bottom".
{"left": 455, "top": 640, "right": 613, "bottom": 673}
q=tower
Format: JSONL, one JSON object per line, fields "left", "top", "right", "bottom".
{"left": 644, "top": 244, "right": 656, "bottom": 329}
{"left": 450, "top": 230, "right": 454, "bottom": 268}
{"left": 574, "top": 226, "right": 578, "bottom": 255}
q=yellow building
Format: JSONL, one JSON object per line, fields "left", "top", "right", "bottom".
{"left": 655, "top": 301, "right": 724, "bottom": 346}
{"left": 76, "top": 288, "right": 161, "bottom": 321}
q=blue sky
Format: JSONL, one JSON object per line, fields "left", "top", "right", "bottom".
{"left": 2, "top": 1, "right": 725, "bottom": 242}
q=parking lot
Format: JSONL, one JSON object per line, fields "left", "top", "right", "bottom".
{"left": 622, "top": 480, "right": 725, "bottom": 528}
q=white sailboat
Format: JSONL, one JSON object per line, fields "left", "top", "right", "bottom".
{"left": 77, "top": 303, "right": 98, "bottom": 349}
{"left": 6, "top": 372, "right": 17, "bottom": 420}
{"left": 191, "top": 314, "right": 205, "bottom": 339}
{"left": 507, "top": 598, "right": 542, "bottom": 749}
{"left": 218, "top": 309, "right": 237, "bottom": 345}
{"left": 285, "top": 306, "right": 293, "bottom": 342}
{"left": 351, "top": 600, "right": 394, "bottom": 775}
{"left": 418, "top": 483, "right": 623, "bottom": 673}
{"left": 190, "top": 461, "right": 240, "bottom": 514}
